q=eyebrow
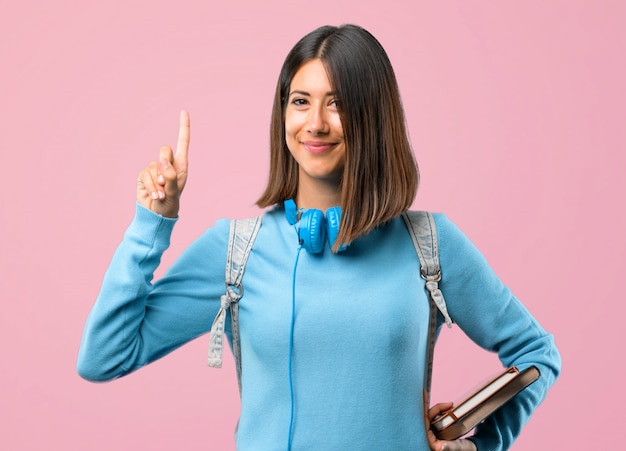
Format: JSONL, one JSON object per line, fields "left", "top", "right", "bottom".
{"left": 288, "top": 90, "right": 336, "bottom": 97}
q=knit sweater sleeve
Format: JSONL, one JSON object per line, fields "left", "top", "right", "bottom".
{"left": 77, "top": 203, "right": 229, "bottom": 382}
{"left": 433, "top": 214, "right": 561, "bottom": 451}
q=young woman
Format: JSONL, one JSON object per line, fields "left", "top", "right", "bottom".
{"left": 77, "top": 25, "right": 561, "bottom": 450}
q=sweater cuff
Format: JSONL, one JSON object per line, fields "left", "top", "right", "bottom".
{"left": 125, "top": 202, "right": 178, "bottom": 248}
{"left": 467, "top": 435, "right": 501, "bottom": 451}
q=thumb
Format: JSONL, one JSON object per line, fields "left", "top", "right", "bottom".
{"left": 440, "top": 439, "right": 477, "bottom": 451}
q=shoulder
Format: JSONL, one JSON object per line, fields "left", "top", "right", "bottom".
{"left": 198, "top": 205, "right": 280, "bottom": 241}
{"left": 403, "top": 211, "right": 486, "bottom": 268}
{"left": 230, "top": 204, "right": 282, "bottom": 224}
{"left": 431, "top": 212, "right": 471, "bottom": 247}
{"left": 220, "top": 205, "right": 284, "bottom": 247}
{"left": 427, "top": 213, "right": 496, "bottom": 285}
{"left": 402, "top": 211, "right": 469, "bottom": 246}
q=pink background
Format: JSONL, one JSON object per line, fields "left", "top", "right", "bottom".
{"left": 1, "top": 1, "right": 623, "bottom": 449}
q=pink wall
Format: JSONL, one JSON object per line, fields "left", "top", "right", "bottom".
{"left": 1, "top": 1, "right": 623, "bottom": 449}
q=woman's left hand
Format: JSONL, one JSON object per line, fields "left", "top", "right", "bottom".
{"left": 426, "top": 402, "right": 477, "bottom": 451}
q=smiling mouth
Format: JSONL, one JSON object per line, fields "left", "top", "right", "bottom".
{"left": 302, "top": 141, "right": 337, "bottom": 154}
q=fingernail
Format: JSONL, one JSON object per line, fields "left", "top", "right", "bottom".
{"left": 157, "top": 174, "right": 165, "bottom": 184}
{"left": 158, "top": 190, "right": 165, "bottom": 199}
{"left": 160, "top": 158, "right": 169, "bottom": 170}
{"left": 151, "top": 191, "right": 158, "bottom": 200}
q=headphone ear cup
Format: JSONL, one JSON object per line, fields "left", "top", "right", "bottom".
{"left": 326, "top": 207, "right": 348, "bottom": 252}
{"left": 300, "top": 209, "right": 326, "bottom": 254}
{"left": 326, "top": 206, "right": 341, "bottom": 251}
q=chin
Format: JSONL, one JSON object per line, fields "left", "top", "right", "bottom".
{"left": 305, "top": 165, "right": 343, "bottom": 178}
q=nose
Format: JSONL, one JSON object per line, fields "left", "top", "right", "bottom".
{"left": 306, "top": 103, "right": 330, "bottom": 135}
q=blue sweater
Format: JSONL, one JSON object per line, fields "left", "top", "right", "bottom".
{"left": 77, "top": 204, "right": 561, "bottom": 450}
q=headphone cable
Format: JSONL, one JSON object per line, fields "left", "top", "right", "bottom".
{"left": 287, "top": 244, "right": 303, "bottom": 450}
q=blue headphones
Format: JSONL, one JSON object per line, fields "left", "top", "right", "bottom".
{"left": 284, "top": 199, "right": 348, "bottom": 253}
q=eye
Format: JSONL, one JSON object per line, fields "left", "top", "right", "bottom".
{"left": 329, "top": 98, "right": 341, "bottom": 109}
{"left": 291, "top": 97, "right": 308, "bottom": 106}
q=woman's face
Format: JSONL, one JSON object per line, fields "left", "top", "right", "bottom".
{"left": 285, "top": 59, "right": 346, "bottom": 189}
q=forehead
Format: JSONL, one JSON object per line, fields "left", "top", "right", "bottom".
{"left": 290, "top": 59, "right": 332, "bottom": 92}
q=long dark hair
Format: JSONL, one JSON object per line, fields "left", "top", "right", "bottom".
{"left": 257, "top": 24, "right": 419, "bottom": 251}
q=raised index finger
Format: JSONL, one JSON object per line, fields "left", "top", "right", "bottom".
{"left": 175, "top": 110, "right": 190, "bottom": 165}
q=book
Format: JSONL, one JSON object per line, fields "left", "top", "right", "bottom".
{"left": 431, "top": 365, "right": 540, "bottom": 441}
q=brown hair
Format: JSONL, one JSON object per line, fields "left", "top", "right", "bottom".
{"left": 257, "top": 24, "right": 419, "bottom": 251}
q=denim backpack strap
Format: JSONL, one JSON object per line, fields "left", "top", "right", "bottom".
{"left": 208, "top": 215, "right": 262, "bottom": 396}
{"left": 402, "top": 211, "right": 453, "bottom": 394}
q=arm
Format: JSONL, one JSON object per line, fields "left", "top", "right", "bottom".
{"left": 76, "top": 204, "right": 229, "bottom": 382}
{"left": 77, "top": 111, "right": 229, "bottom": 381}
{"left": 433, "top": 214, "right": 561, "bottom": 451}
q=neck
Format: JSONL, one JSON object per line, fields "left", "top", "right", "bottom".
{"left": 295, "top": 178, "right": 341, "bottom": 211}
